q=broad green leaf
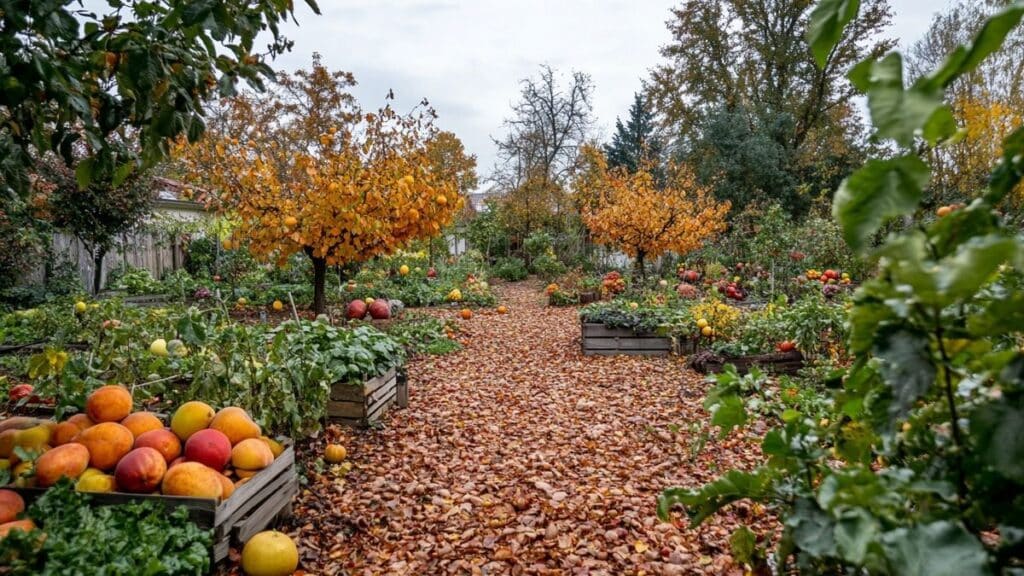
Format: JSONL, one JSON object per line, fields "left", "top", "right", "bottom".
{"left": 934, "top": 235, "right": 1016, "bottom": 302}
{"left": 708, "top": 394, "right": 747, "bottom": 438}
{"left": 872, "top": 328, "right": 935, "bottom": 423}
{"left": 807, "top": 0, "right": 860, "bottom": 67}
{"left": 967, "top": 292, "right": 1024, "bottom": 337}
{"left": 881, "top": 521, "right": 990, "bottom": 576}
{"left": 75, "top": 157, "right": 95, "bottom": 189}
{"left": 833, "top": 155, "right": 929, "bottom": 252}
{"left": 834, "top": 508, "right": 880, "bottom": 564}
{"left": 971, "top": 400, "right": 1024, "bottom": 483}
{"left": 848, "top": 54, "right": 946, "bottom": 147}
{"left": 786, "top": 498, "right": 837, "bottom": 557}
{"left": 657, "top": 469, "right": 774, "bottom": 526}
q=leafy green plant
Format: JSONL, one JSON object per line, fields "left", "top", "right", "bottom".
{"left": 660, "top": 3, "right": 1024, "bottom": 573}
{"left": 492, "top": 257, "right": 529, "bottom": 281}
{"left": 580, "top": 299, "right": 691, "bottom": 333}
{"left": 382, "top": 314, "right": 461, "bottom": 356}
{"left": 0, "top": 480, "right": 212, "bottom": 575}
{"left": 107, "top": 265, "right": 162, "bottom": 295}
{"left": 532, "top": 253, "right": 567, "bottom": 281}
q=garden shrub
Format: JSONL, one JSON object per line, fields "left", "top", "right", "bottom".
{"left": 492, "top": 257, "right": 528, "bottom": 281}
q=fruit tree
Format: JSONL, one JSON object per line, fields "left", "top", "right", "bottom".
{"left": 175, "top": 56, "right": 469, "bottom": 313}
{"left": 575, "top": 146, "right": 730, "bottom": 280}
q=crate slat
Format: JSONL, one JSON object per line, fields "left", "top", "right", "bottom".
{"left": 233, "top": 478, "right": 298, "bottom": 544}
{"left": 328, "top": 367, "right": 401, "bottom": 426}
{"left": 585, "top": 344, "right": 671, "bottom": 354}
{"left": 214, "top": 446, "right": 295, "bottom": 537}
{"left": 581, "top": 323, "right": 661, "bottom": 338}
{"left": 583, "top": 338, "right": 672, "bottom": 351}
{"left": 331, "top": 368, "right": 397, "bottom": 402}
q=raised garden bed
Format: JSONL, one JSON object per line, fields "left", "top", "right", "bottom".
{"left": 687, "top": 349, "right": 805, "bottom": 375}
{"left": 581, "top": 322, "right": 694, "bottom": 356}
{"left": 9, "top": 443, "right": 297, "bottom": 564}
{"left": 328, "top": 367, "right": 401, "bottom": 426}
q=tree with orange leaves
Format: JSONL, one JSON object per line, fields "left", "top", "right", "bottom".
{"left": 576, "top": 146, "right": 729, "bottom": 280}
{"left": 175, "top": 56, "right": 471, "bottom": 313}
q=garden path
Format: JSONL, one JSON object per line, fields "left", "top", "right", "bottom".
{"left": 283, "top": 281, "right": 765, "bottom": 576}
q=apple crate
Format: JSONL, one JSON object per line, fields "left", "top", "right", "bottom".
{"left": 581, "top": 322, "right": 694, "bottom": 356}
{"left": 328, "top": 367, "right": 401, "bottom": 427}
{"left": 8, "top": 443, "right": 298, "bottom": 564}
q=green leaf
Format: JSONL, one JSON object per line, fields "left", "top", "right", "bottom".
{"left": 881, "top": 521, "right": 991, "bottom": 576}
{"left": 832, "top": 155, "right": 930, "bottom": 252}
{"left": 786, "top": 498, "right": 837, "bottom": 557}
{"left": 967, "top": 292, "right": 1024, "bottom": 337}
{"left": 75, "top": 157, "right": 95, "bottom": 189}
{"left": 657, "top": 469, "right": 774, "bottom": 526}
{"left": 934, "top": 235, "right": 1016, "bottom": 302}
{"left": 971, "top": 399, "right": 1024, "bottom": 483}
{"left": 872, "top": 328, "right": 935, "bottom": 423}
{"left": 729, "top": 526, "right": 757, "bottom": 566}
{"left": 848, "top": 54, "right": 946, "bottom": 147}
{"left": 834, "top": 508, "right": 880, "bottom": 564}
{"left": 112, "top": 160, "right": 136, "bottom": 188}
{"left": 807, "top": 0, "right": 860, "bottom": 67}
{"left": 708, "top": 394, "right": 747, "bottom": 438}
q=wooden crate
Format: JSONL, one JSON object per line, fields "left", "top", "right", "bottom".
{"left": 687, "top": 349, "right": 805, "bottom": 375}
{"left": 581, "top": 323, "right": 673, "bottom": 356}
{"left": 328, "top": 368, "right": 399, "bottom": 426}
{"left": 9, "top": 445, "right": 297, "bottom": 564}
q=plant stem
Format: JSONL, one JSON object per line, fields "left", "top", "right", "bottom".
{"left": 934, "top": 310, "right": 969, "bottom": 513}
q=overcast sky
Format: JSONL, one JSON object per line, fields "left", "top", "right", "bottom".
{"left": 264, "top": 0, "right": 951, "bottom": 191}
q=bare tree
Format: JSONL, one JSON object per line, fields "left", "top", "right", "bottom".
{"left": 493, "top": 65, "right": 594, "bottom": 189}
{"left": 490, "top": 65, "right": 594, "bottom": 242}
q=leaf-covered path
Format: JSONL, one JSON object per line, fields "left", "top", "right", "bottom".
{"left": 288, "top": 281, "right": 764, "bottom": 575}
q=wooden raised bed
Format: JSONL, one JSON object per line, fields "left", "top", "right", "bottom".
{"left": 687, "top": 349, "right": 805, "bottom": 375}
{"left": 9, "top": 444, "right": 297, "bottom": 564}
{"left": 328, "top": 367, "right": 400, "bottom": 426}
{"left": 582, "top": 322, "right": 675, "bottom": 356}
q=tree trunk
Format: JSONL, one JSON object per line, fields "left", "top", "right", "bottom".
{"left": 308, "top": 249, "right": 328, "bottom": 315}
{"left": 93, "top": 247, "right": 107, "bottom": 295}
{"left": 634, "top": 250, "right": 646, "bottom": 284}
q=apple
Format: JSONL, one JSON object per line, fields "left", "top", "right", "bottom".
{"left": 150, "top": 338, "right": 168, "bottom": 357}
{"left": 8, "top": 384, "right": 34, "bottom": 402}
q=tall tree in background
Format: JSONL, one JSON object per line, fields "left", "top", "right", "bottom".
{"left": 34, "top": 154, "right": 154, "bottom": 294}
{"left": 908, "top": 0, "right": 1024, "bottom": 208}
{"left": 491, "top": 65, "right": 594, "bottom": 243}
{"left": 604, "top": 93, "right": 664, "bottom": 174}
{"left": 176, "top": 57, "right": 469, "bottom": 313}
{"left": 576, "top": 146, "right": 729, "bottom": 281}
{"left": 648, "top": 0, "right": 892, "bottom": 216}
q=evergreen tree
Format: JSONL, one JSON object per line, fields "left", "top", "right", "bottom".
{"left": 603, "top": 93, "right": 663, "bottom": 173}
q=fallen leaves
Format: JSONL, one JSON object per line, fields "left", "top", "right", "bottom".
{"left": 227, "top": 281, "right": 772, "bottom": 575}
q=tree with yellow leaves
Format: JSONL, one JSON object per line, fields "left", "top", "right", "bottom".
{"left": 175, "top": 55, "right": 470, "bottom": 313}
{"left": 929, "top": 94, "right": 1024, "bottom": 206}
{"left": 576, "top": 146, "right": 730, "bottom": 280}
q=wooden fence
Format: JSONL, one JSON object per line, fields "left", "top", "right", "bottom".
{"left": 23, "top": 231, "right": 186, "bottom": 294}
